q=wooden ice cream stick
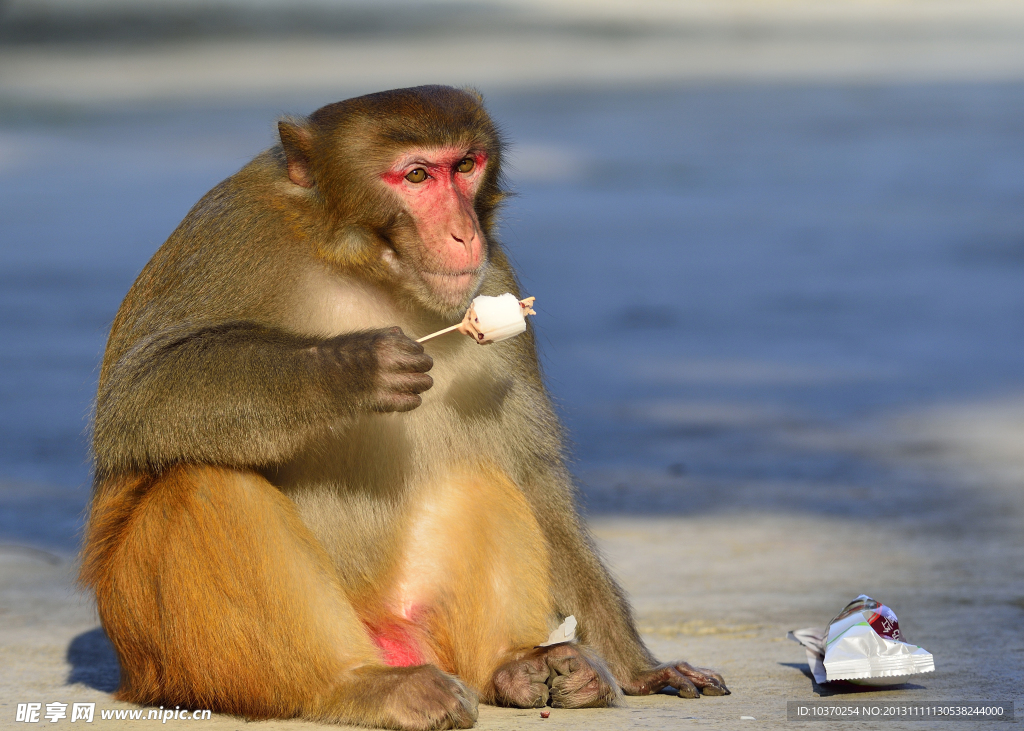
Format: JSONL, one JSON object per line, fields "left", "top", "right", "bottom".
{"left": 417, "top": 295, "right": 535, "bottom": 343}
{"left": 416, "top": 324, "right": 462, "bottom": 343}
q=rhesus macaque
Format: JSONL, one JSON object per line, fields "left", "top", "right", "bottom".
{"left": 81, "top": 86, "right": 728, "bottom": 730}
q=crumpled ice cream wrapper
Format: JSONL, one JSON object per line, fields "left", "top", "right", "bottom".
{"left": 788, "top": 595, "right": 934, "bottom": 685}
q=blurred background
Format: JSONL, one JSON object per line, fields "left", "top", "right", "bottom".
{"left": 2, "top": 0, "right": 1024, "bottom": 555}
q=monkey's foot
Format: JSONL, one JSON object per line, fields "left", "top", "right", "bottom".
{"left": 623, "top": 662, "right": 730, "bottom": 698}
{"left": 333, "top": 665, "right": 478, "bottom": 730}
{"left": 491, "top": 648, "right": 550, "bottom": 708}
{"left": 491, "top": 644, "right": 619, "bottom": 710}
{"left": 546, "top": 644, "right": 621, "bottom": 709}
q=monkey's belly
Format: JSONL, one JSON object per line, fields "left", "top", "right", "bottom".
{"left": 291, "top": 464, "right": 553, "bottom": 673}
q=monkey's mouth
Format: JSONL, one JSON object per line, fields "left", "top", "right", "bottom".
{"left": 421, "top": 269, "right": 480, "bottom": 299}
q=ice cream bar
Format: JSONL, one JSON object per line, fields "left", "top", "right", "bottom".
{"left": 416, "top": 293, "right": 536, "bottom": 344}
{"left": 470, "top": 294, "right": 528, "bottom": 342}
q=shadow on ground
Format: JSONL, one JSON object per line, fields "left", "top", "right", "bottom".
{"left": 67, "top": 627, "right": 119, "bottom": 693}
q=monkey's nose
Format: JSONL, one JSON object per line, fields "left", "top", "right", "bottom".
{"left": 447, "top": 230, "right": 482, "bottom": 268}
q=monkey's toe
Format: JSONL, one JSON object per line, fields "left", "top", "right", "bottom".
{"left": 384, "top": 665, "right": 479, "bottom": 730}
{"left": 491, "top": 650, "right": 550, "bottom": 708}
{"left": 675, "top": 662, "right": 730, "bottom": 696}
{"left": 623, "top": 661, "right": 729, "bottom": 699}
{"left": 700, "top": 683, "right": 730, "bottom": 696}
{"left": 545, "top": 645, "right": 618, "bottom": 709}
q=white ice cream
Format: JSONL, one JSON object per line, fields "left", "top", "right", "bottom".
{"left": 471, "top": 293, "right": 528, "bottom": 342}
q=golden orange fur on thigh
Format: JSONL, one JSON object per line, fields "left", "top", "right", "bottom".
{"left": 81, "top": 465, "right": 379, "bottom": 717}
{"left": 381, "top": 465, "right": 554, "bottom": 693}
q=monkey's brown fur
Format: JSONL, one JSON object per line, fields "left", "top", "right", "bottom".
{"left": 82, "top": 86, "right": 727, "bottom": 730}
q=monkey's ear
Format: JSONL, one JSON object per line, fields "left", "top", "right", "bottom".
{"left": 461, "top": 86, "right": 485, "bottom": 104}
{"left": 278, "top": 120, "right": 314, "bottom": 189}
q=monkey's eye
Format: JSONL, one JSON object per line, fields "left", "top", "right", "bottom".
{"left": 405, "top": 168, "right": 428, "bottom": 183}
{"left": 456, "top": 157, "right": 475, "bottom": 174}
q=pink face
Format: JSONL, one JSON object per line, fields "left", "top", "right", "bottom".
{"left": 380, "top": 147, "right": 489, "bottom": 306}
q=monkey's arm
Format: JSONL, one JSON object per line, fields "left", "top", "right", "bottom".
{"left": 93, "top": 322, "right": 431, "bottom": 475}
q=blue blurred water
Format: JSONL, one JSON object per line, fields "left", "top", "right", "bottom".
{"left": 496, "top": 86, "right": 1024, "bottom": 471}
{"left": 2, "top": 84, "right": 1023, "bottom": 536}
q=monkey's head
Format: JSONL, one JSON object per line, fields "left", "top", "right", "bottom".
{"left": 278, "top": 85, "right": 506, "bottom": 318}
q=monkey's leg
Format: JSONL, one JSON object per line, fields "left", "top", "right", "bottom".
{"left": 373, "top": 466, "right": 618, "bottom": 711}
{"left": 80, "top": 466, "right": 477, "bottom": 730}
{"left": 375, "top": 466, "right": 562, "bottom": 703}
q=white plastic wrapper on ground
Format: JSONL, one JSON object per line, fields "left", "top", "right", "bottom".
{"left": 788, "top": 595, "right": 934, "bottom": 686}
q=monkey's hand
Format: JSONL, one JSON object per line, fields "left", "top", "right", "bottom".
{"left": 622, "top": 661, "right": 730, "bottom": 698}
{"left": 320, "top": 327, "right": 433, "bottom": 413}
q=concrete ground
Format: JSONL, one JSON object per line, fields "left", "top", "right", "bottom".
{"left": 3, "top": 466, "right": 1023, "bottom": 729}
{"left": 4, "top": 408, "right": 1023, "bottom": 727}
{"left": 2, "top": 1, "right": 1024, "bottom": 728}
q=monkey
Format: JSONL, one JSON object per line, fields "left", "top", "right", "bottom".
{"left": 80, "top": 85, "right": 728, "bottom": 730}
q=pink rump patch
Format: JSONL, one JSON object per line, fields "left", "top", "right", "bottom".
{"left": 367, "top": 621, "right": 424, "bottom": 667}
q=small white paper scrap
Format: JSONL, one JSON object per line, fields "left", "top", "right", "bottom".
{"left": 539, "top": 615, "right": 577, "bottom": 647}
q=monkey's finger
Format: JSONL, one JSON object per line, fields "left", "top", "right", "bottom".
{"left": 377, "top": 348, "right": 432, "bottom": 375}
{"left": 377, "top": 326, "right": 427, "bottom": 353}
{"left": 700, "top": 683, "right": 730, "bottom": 696}
{"left": 392, "top": 334, "right": 428, "bottom": 355}
{"left": 669, "top": 673, "right": 701, "bottom": 699}
{"left": 544, "top": 643, "right": 581, "bottom": 665}
{"left": 379, "top": 327, "right": 430, "bottom": 356}
{"left": 376, "top": 392, "right": 423, "bottom": 413}
{"left": 675, "top": 662, "right": 727, "bottom": 686}
{"left": 674, "top": 663, "right": 730, "bottom": 696}
{"left": 393, "top": 372, "right": 433, "bottom": 394}
{"left": 380, "top": 370, "right": 433, "bottom": 392}
{"left": 625, "top": 666, "right": 686, "bottom": 697}
{"left": 637, "top": 666, "right": 701, "bottom": 698}
{"left": 397, "top": 352, "right": 434, "bottom": 374}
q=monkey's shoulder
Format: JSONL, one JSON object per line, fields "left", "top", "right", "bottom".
{"left": 107, "top": 154, "right": 327, "bottom": 342}
{"left": 169, "top": 151, "right": 307, "bottom": 258}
